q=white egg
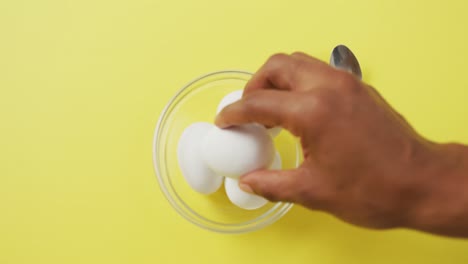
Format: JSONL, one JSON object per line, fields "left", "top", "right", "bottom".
{"left": 216, "top": 90, "right": 243, "bottom": 114}
{"left": 224, "top": 177, "right": 268, "bottom": 210}
{"left": 201, "top": 124, "right": 275, "bottom": 179}
{"left": 177, "top": 122, "right": 223, "bottom": 194}
{"left": 270, "top": 151, "right": 282, "bottom": 170}
{"left": 216, "top": 90, "right": 282, "bottom": 137}
{"left": 224, "top": 151, "right": 282, "bottom": 210}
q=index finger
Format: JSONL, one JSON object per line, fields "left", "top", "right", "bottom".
{"left": 243, "top": 53, "right": 333, "bottom": 95}
{"left": 216, "top": 89, "right": 312, "bottom": 136}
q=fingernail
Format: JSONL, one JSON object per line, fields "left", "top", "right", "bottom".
{"left": 239, "top": 183, "right": 254, "bottom": 194}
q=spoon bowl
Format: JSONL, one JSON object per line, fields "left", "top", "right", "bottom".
{"left": 330, "top": 44, "right": 363, "bottom": 79}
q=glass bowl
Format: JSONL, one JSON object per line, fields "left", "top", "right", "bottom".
{"left": 153, "top": 70, "right": 301, "bottom": 233}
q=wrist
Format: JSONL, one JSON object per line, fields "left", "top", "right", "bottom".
{"left": 405, "top": 142, "right": 468, "bottom": 236}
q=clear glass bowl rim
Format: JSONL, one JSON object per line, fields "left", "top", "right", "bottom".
{"left": 152, "top": 70, "right": 297, "bottom": 234}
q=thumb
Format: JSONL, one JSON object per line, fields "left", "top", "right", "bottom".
{"left": 239, "top": 168, "right": 304, "bottom": 203}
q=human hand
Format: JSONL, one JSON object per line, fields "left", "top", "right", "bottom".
{"left": 216, "top": 53, "right": 468, "bottom": 237}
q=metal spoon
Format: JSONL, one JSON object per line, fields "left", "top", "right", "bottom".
{"left": 329, "top": 44, "right": 362, "bottom": 79}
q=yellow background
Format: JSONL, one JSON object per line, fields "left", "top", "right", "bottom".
{"left": 1, "top": 0, "right": 468, "bottom": 263}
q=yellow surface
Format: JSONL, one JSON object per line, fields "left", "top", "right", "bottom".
{"left": 1, "top": 0, "right": 468, "bottom": 263}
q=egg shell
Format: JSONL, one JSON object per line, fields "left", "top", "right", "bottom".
{"left": 224, "top": 151, "right": 282, "bottom": 210}
{"left": 216, "top": 90, "right": 243, "bottom": 114}
{"left": 270, "top": 151, "right": 282, "bottom": 170}
{"left": 201, "top": 123, "right": 275, "bottom": 179}
{"left": 224, "top": 177, "right": 268, "bottom": 210}
{"left": 177, "top": 122, "right": 223, "bottom": 194}
{"left": 216, "top": 90, "right": 282, "bottom": 137}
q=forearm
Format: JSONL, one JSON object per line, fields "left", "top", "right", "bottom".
{"left": 407, "top": 143, "right": 468, "bottom": 238}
